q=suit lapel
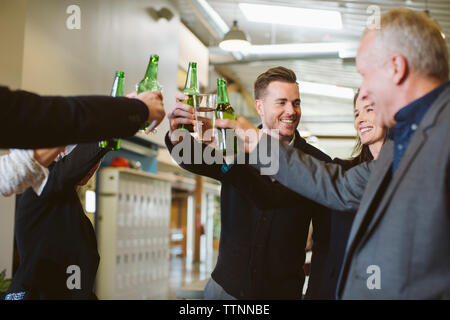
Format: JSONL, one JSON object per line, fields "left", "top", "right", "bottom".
{"left": 344, "top": 140, "right": 393, "bottom": 253}
{"left": 360, "top": 87, "right": 450, "bottom": 241}
{"left": 361, "top": 131, "right": 426, "bottom": 240}
{"left": 336, "top": 142, "right": 393, "bottom": 298}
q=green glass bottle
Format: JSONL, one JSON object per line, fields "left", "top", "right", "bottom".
{"left": 178, "top": 62, "right": 200, "bottom": 132}
{"left": 100, "top": 71, "right": 124, "bottom": 151}
{"left": 137, "top": 54, "right": 161, "bottom": 131}
{"left": 215, "top": 78, "right": 237, "bottom": 155}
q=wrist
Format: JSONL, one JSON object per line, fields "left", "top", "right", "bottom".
{"left": 33, "top": 150, "right": 50, "bottom": 167}
{"left": 134, "top": 98, "right": 151, "bottom": 123}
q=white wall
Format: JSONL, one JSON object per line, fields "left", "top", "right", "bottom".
{"left": 178, "top": 23, "right": 209, "bottom": 88}
{"left": 0, "top": 150, "right": 16, "bottom": 279}
{"left": 20, "top": 0, "right": 180, "bottom": 146}
{"left": 0, "top": 0, "right": 28, "bottom": 278}
{"left": 0, "top": 0, "right": 27, "bottom": 90}
{"left": 317, "top": 138, "right": 355, "bottom": 160}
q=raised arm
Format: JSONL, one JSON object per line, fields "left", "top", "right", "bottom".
{"left": 0, "top": 86, "right": 166, "bottom": 149}
{"left": 214, "top": 117, "right": 373, "bottom": 212}
{"left": 39, "top": 143, "right": 108, "bottom": 198}
{"left": 165, "top": 91, "right": 225, "bottom": 180}
{"left": 165, "top": 132, "right": 224, "bottom": 181}
{"left": 250, "top": 133, "right": 372, "bottom": 211}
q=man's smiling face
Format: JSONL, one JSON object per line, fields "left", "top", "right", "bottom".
{"left": 256, "top": 81, "right": 301, "bottom": 142}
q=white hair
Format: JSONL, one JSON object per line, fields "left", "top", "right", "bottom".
{"left": 365, "top": 8, "right": 449, "bottom": 81}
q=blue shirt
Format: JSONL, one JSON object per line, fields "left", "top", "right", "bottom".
{"left": 389, "top": 81, "right": 449, "bottom": 174}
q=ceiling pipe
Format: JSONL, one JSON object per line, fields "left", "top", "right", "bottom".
{"left": 209, "top": 41, "right": 358, "bottom": 65}
{"left": 186, "top": 0, "right": 244, "bottom": 60}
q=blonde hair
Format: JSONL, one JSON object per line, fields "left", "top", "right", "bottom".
{"left": 368, "top": 8, "right": 448, "bottom": 81}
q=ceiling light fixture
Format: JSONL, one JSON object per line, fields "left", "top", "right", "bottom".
{"left": 239, "top": 3, "right": 343, "bottom": 29}
{"left": 219, "top": 20, "right": 251, "bottom": 51}
{"left": 299, "top": 81, "right": 355, "bottom": 99}
{"left": 239, "top": 42, "right": 355, "bottom": 55}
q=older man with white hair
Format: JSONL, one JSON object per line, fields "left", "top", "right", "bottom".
{"left": 216, "top": 8, "right": 450, "bottom": 299}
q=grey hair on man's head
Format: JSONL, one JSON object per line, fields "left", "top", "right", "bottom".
{"left": 365, "top": 8, "right": 448, "bottom": 82}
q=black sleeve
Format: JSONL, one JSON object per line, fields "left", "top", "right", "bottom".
{"left": 165, "top": 130, "right": 302, "bottom": 207}
{"left": 38, "top": 143, "right": 108, "bottom": 198}
{"left": 220, "top": 164, "right": 302, "bottom": 210}
{"left": 0, "top": 86, "right": 149, "bottom": 149}
{"left": 165, "top": 132, "right": 224, "bottom": 181}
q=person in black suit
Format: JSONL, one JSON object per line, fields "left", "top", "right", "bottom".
{"left": 166, "top": 67, "right": 332, "bottom": 299}
{"left": 6, "top": 143, "right": 108, "bottom": 299}
{"left": 0, "top": 86, "right": 165, "bottom": 148}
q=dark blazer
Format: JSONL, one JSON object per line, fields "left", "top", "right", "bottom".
{"left": 0, "top": 86, "right": 148, "bottom": 148}
{"left": 306, "top": 158, "right": 356, "bottom": 300}
{"left": 7, "top": 143, "right": 107, "bottom": 299}
{"left": 251, "top": 85, "right": 450, "bottom": 299}
{"left": 316, "top": 209, "right": 354, "bottom": 299}
{"left": 166, "top": 130, "right": 332, "bottom": 299}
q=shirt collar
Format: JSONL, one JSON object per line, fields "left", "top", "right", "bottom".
{"left": 389, "top": 81, "right": 449, "bottom": 139}
{"left": 395, "top": 81, "right": 449, "bottom": 124}
{"left": 288, "top": 133, "right": 296, "bottom": 146}
{"left": 55, "top": 144, "right": 77, "bottom": 162}
{"left": 257, "top": 123, "right": 297, "bottom": 146}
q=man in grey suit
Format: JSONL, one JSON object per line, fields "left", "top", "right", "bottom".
{"left": 216, "top": 8, "right": 450, "bottom": 299}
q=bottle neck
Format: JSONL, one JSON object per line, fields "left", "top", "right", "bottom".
{"left": 111, "top": 77, "right": 124, "bottom": 97}
{"left": 145, "top": 62, "right": 158, "bottom": 81}
{"left": 217, "top": 83, "right": 230, "bottom": 105}
{"left": 184, "top": 65, "right": 199, "bottom": 94}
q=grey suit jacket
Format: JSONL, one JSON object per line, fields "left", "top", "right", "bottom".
{"left": 251, "top": 86, "right": 450, "bottom": 299}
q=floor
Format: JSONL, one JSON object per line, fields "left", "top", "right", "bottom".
{"left": 165, "top": 252, "right": 309, "bottom": 299}
{"left": 166, "top": 253, "right": 216, "bottom": 299}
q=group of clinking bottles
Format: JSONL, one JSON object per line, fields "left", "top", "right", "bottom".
{"left": 101, "top": 54, "right": 237, "bottom": 154}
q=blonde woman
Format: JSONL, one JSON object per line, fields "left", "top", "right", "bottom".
{"left": 308, "top": 90, "right": 388, "bottom": 299}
